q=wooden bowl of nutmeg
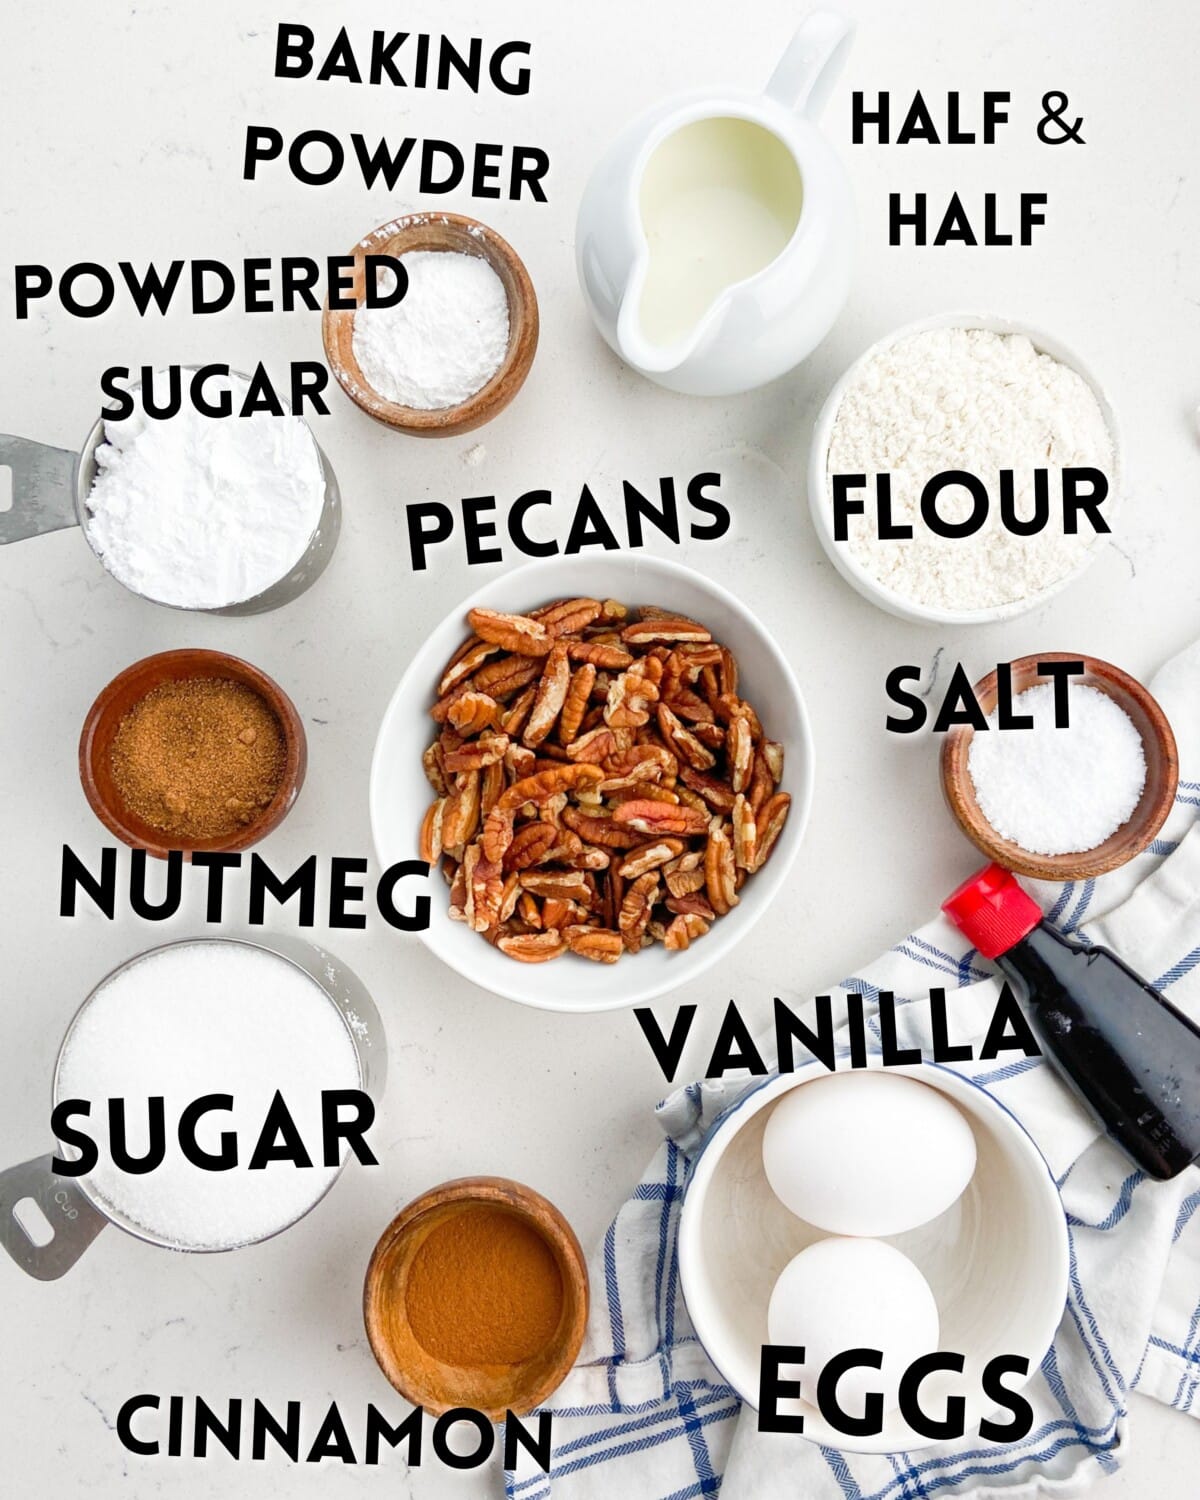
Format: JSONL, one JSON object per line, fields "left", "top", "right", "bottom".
{"left": 79, "top": 648, "right": 306, "bottom": 859}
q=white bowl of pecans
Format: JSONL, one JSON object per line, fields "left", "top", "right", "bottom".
{"left": 370, "top": 555, "right": 814, "bottom": 1011}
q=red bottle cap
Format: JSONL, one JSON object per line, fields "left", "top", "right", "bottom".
{"left": 942, "top": 863, "right": 1043, "bottom": 959}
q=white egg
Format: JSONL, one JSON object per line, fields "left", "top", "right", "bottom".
{"left": 767, "top": 1237, "right": 940, "bottom": 1413}
{"left": 761, "top": 1072, "right": 977, "bottom": 1236}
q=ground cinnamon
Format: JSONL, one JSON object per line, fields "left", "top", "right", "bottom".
{"left": 109, "top": 676, "right": 286, "bottom": 841}
{"left": 404, "top": 1205, "right": 564, "bottom": 1366}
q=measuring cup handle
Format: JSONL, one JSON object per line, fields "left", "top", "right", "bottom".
{"left": 765, "top": 10, "right": 855, "bottom": 119}
{"left": 0, "top": 1153, "right": 108, "bottom": 1280}
{"left": 0, "top": 434, "right": 80, "bottom": 544}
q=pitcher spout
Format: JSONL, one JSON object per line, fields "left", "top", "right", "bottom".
{"left": 615, "top": 262, "right": 728, "bottom": 377}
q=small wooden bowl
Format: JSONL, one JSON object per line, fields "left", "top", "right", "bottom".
{"left": 941, "top": 652, "right": 1178, "bottom": 880}
{"left": 363, "top": 1177, "right": 588, "bottom": 1421}
{"left": 322, "top": 213, "right": 539, "bottom": 437}
{"left": 79, "top": 648, "right": 307, "bottom": 860}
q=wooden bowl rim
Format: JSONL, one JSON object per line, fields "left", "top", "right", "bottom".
{"left": 362, "top": 1175, "right": 589, "bottom": 1420}
{"left": 322, "top": 212, "right": 539, "bottom": 438}
{"left": 940, "top": 651, "right": 1179, "bottom": 880}
{"left": 78, "top": 648, "right": 307, "bottom": 860}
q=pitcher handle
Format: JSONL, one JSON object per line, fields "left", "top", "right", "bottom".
{"left": 0, "top": 434, "right": 80, "bottom": 544}
{"left": 765, "top": 11, "right": 855, "bottom": 119}
{"left": 0, "top": 1153, "right": 108, "bottom": 1280}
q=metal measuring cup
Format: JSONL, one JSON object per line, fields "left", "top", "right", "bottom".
{"left": 0, "top": 372, "right": 341, "bottom": 615}
{"left": 0, "top": 934, "right": 387, "bottom": 1279}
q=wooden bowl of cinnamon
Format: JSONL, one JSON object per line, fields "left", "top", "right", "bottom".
{"left": 79, "top": 648, "right": 306, "bottom": 859}
{"left": 363, "top": 1177, "right": 588, "bottom": 1421}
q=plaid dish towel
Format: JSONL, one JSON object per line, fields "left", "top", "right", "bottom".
{"left": 505, "top": 636, "right": 1200, "bottom": 1500}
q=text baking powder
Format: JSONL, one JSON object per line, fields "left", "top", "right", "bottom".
{"left": 84, "top": 372, "right": 326, "bottom": 609}
{"left": 352, "top": 251, "right": 510, "bottom": 409}
{"left": 826, "top": 328, "right": 1115, "bottom": 611}
{"left": 967, "top": 682, "right": 1147, "bottom": 855}
{"left": 55, "top": 942, "right": 360, "bottom": 1249}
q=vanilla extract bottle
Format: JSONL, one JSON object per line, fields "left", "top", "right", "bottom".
{"left": 943, "top": 863, "right": 1200, "bottom": 1180}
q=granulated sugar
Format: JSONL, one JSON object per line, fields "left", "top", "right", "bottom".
{"left": 55, "top": 942, "right": 360, "bottom": 1250}
{"left": 353, "top": 252, "right": 509, "bottom": 409}
{"left": 967, "top": 682, "right": 1146, "bottom": 855}
{"left": 826, "top": 328, "right": 1115, "bottom": 612}
{"left": 85, "top": 373, "right": 326, "bottom": 609}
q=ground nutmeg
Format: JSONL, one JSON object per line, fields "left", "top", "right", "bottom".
{"left": 109, "top": 676, "right": 286, "bottom": 841}
{"left": 404, "top": 1204, "right": 564, "bottom": 1367}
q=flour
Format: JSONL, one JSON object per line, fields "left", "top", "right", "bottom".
{"left": 968, "top": 682, "right": 1146, "bottom": 855}
{"left": 56, "top": 942, "right": 361, "bottom": 1250}
{"left": 84, "top": 372, "right": 326, "bottom": 609}
{"left": 826, "top": 328, "right": 1115, "bottom": 611}
{"left": 352, "top": 251, "right": 510, "bottom": 409}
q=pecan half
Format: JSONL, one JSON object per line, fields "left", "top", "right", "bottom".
{"left": 503, "top": 820, "right": 559, "bottom": 870}
{"left": 468, "top": 607, "right": 553, "bottom": 656}
{"left": 438, "top": 637, "right": 497, "bottom": 697}
{"left": 498, "top": 763, "right": 604, "bottom": 810}
{"left": 481, "top": 805, "right": 515, "bottom": 864}
{"left": 568, "top": 639, "right": 634, "bottom": 670}
{"left": 446, "top": 690, "right": 500, "bottom": 736}
{"left": 705, "top": 821, "right": 738, "bottom": 916}
{"left": 664, "top": 911, "right": 710, "bottom": 950}
{"left": 536, "top": 597, "right": 603, "bottom": 635}
{"left": 557, "top": 662, "right": 597, "bottom": 745}
{"left": 497, "top": 930, "right": 567, "bottom": 962}
{"left": 419, "top": 798, "right": 446, "bottom": 863}
{"left": 622, "top": 617, "right": 712, "bottom": 645}
{"left": 563, "top": 925, "right": 623, "bottom": 964}
{"left": 754, "top": 792, "right": 791, "bottom": 871}
{"left": 443, "top": 732, "right": 510, "bottom": 772}
{"left": 614, "top": 800, "right": 710, "bottom": 837}
{"left": 561, "top": 804, "right": 643, "bottom": 850}
{"left": 522, "top": 642, "right": 571, "bottom": 747}
{"left": 731, "top": 794, "right": 758, "bottom": 871}
{"left": 520, "top": 870, "right": 593, "bottom": 903}
{"left": 618, "top": 838, "right": 685, "bottom": 879}
{"left": 619, "top": 872, "right": 659, "bottom": 951}
{"left": 441, "top": 772, "right": 481, "bottom": 853}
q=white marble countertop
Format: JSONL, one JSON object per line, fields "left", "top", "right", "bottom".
{"left": 1, "top": 0, "right": 1197, "bottom": 1494}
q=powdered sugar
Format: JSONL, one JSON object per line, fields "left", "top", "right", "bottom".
{"left": 352, "top": 251, "right": 509, "bottom": 409}
{"left": 826, "top": 327, "right": 1115, "bottom": 612}
{"left": 84, "top": 373, "right": 326, "bottom": 608}
{"left": 967, "top": 682, "right": 1146, "bottom": 855}
{"left": 55, "top": 942, "right": 361, "bottom": 1250}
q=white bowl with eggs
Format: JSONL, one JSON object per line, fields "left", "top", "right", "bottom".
{"left": 369, "top": 553, "right": 814, "bottom": 1012}
{"left": 677, "top": 1062, "right": 1069, "bottom": 1453}
{"left": 806, "top": 311, "right": 1122, "bottom": 626}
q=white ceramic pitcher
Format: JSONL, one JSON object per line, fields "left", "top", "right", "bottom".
{"left": 576, "top": 12, "right": 855, "bottom": 396}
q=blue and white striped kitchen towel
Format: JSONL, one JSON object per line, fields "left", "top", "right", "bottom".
{"left": 505, "top": 635, "right": 1200, "bottom": 1500}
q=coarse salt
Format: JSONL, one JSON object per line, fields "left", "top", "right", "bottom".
{"left": 352, "top": 251, "right": 510, "bottom": 410}
{"left": 84, "top": 372, "right": 326, "bottom": 609}
{"left": 826, "top": 328, "right": 1115, "bottom": 612}
{"left": 967, "top": 682, "right": 1147, "bottom": 855}
{"left": 55, "top": 942, "right": 361, "bottom": 1250}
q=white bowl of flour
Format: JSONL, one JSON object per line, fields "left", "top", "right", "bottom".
{"left": 807, "top": 313, "right": 1121, "bottom": 625}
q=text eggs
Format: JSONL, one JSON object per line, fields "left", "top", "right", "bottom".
{"left": 761, "top": 1071, "right": 977, "bottom": 1236}
{"left": 767, "top": 1237, "right": 940, "bottom": 1412}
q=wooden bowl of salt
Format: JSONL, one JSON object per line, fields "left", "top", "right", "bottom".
{"left": 322, "top": 213, "right": 539, "bottom": 437}
{"left": 941, "top": 652, "right": 1178, "bottom": 881}
{"left": 363, "top": 1176, "right": 588, "bottom": 1421}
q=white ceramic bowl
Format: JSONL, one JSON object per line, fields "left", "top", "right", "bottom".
{"left": 678, "top": 1062, "right": 1069, "bottom": 1453}
{"left": 807, "top": 311, "right": 1122, "bottom": 625}
{"left": 370, "top": 554, "right": 814, "bottom": 1012}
